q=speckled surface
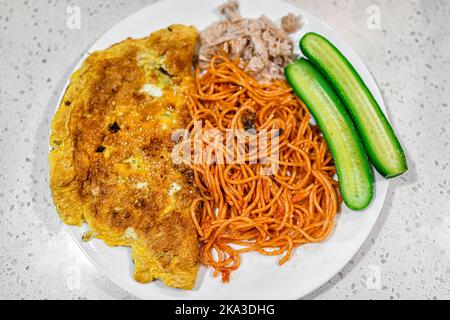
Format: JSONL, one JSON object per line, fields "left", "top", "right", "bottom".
{"left": 0, "top": 0, "right": 449, "bottom": 300}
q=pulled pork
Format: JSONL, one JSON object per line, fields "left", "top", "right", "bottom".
{"left": 199, "top": 1, "right": 303, "bottom": 81}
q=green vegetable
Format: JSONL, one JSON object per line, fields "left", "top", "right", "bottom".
{"left": 285, "top": 58, "right": 373, "bottom": 210}
{"left": 300, "top": 32, "right": 407, "bottom": 178}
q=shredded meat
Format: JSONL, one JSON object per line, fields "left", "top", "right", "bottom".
{"left": 199, "top": 0, "right": 303, "bottom": 82}
{"left": 281, "top": 13, "right": 302, "bottom": 34}
{"left": 218, "top": 0, "right": 242, "bottom": 22}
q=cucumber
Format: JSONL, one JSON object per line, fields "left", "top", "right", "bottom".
{"left": 285, "top": 58, "right": 373, "bottom": 210}
{"left": 300, "top": 32, "right": 407, "bottom": 178}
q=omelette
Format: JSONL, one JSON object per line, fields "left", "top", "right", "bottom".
{"left": 49, "top": 25, "right": 200, "bottom": 290}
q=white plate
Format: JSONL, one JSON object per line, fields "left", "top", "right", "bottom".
{"left": 58, "top": 0, "right": 389, "bottom": 299}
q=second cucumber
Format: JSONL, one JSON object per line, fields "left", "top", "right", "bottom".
{"left": 285, "top": 58, "right": 373, "bottom": 210}
{"left": 300, "top": 32, "right": 407, "bottom": 178}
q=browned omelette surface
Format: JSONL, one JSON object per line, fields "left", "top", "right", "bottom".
{"left": 49, "top": 25, "right": 199, "bottom": 290}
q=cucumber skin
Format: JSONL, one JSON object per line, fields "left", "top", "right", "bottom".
{"left": 285, "top": 58, "right": 373, "bottom": 210}
{"left": 300, "top": 32, "right": 407, "bottom": 178}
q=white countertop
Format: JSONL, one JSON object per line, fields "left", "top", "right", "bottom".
{"left": 0, "top": 0, "right": 449, "bottom": 299}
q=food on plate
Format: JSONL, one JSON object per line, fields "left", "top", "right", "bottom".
{"left": 49, "top": 25, "right": 200, "bottom": 290}
{"left": 300, "top": 32, "right": 407, "bottom": 178}
{"left": 285, "top": 58, "right": 373, "bottom": 210}
{"left": 199, "top": 0, "right": 300, "bottom": 81}
{"left": 281, "top": 13, "right": 303, "bottom": 34}
{"left": 49, "top": 0, "right": 404, "bottom": 290}
{"left": 185, "top": 56, "right": 340, "bottom": 281}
